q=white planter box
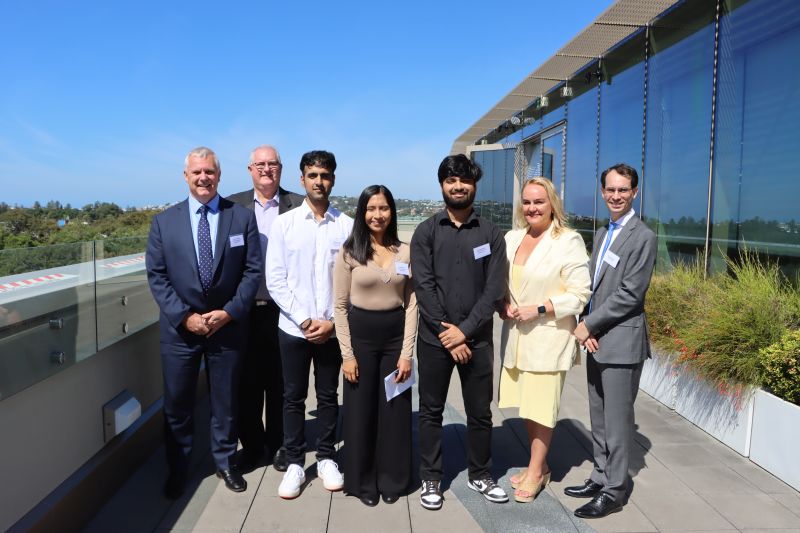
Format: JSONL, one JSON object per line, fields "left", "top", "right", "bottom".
{"left": 639, "top": 351, "right": 677, "bottom": 408}
{"left": 674, "top": 371, "right": 755, "bottom": 456}
{"left": 749, "top": 389, "right": 800, "bottom": 491}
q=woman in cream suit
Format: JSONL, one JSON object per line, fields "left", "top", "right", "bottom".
{"left": 499, "top": 177, "right": 591, "bottom": 503}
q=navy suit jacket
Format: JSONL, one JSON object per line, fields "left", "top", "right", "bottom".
{"left": 146, "top": 195, "right": 262, "bottom": 348}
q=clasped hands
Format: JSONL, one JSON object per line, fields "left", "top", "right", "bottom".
{"left": 439, "top": 321, "right": 471, "bottom": 364}
{"left": 573, "top": 320, "right": 599, "bottom": 353}
{"left": 182, "top": 310, "right": 232, "bottom": 337}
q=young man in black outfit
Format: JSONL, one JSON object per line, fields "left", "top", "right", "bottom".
{"left": 410, "top": 154, "right": 508, "bottom": 510}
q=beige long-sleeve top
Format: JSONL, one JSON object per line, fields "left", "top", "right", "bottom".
{"left": 333, "top": 243, "right": 418, "bottom": 361}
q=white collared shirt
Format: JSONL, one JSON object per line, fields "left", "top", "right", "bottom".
{"left": 253, "top": 190, "right": 280, "bottom": 300}
{"left": 594, "top": 208, "right": 636, "bottom": 285}
{"left": 266, "top": 199, "right": 354, "bottom": 338}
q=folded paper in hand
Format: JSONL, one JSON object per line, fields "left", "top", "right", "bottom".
{"left": 384, "top": 359, "right": 416, "bottom": 401}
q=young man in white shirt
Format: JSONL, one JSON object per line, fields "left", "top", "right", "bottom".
{"left": 266, "top": 150, "right": 354, "bottom": 499}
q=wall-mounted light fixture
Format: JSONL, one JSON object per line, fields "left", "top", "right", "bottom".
{"left": 539, "top": 95, "right": 549, "bottom": 108}
{"left": 561, "top": 84, "right": 573, "bottom": 98}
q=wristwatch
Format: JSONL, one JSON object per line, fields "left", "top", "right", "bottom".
{"left": 300, "top": 318, "right": 312, "bottom": 331}
{"left": 537, "top": 305, "right": 547, "bottom": 318}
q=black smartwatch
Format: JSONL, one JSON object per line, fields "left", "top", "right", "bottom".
{"left": 537, "top": 305, "right": 547, "bottom": 318}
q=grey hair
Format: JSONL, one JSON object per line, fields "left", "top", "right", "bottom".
{"left": 249, "top": 144, "right": 282, "bottom": 164}
{"left": 184, "top": 146, "right": 220, "bottom": 172}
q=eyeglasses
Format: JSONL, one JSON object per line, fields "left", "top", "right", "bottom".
{"left": 251, "top": 160, "right": 282, "bottom": 170}
{"left": 603, "top": 187, "right": 633, "bottom": 195}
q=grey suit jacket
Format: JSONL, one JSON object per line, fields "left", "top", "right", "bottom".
{"left": 227, "top": 187, "right": 305, "bottom": 215}
{"left": 582, "top": 215, "right": 657, "bottom": 364}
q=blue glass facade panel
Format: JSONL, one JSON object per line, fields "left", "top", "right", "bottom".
{"left": 644, "top": 19, "right": 715, "bottom": 268}
{"left": 564, "top": 88, "right": 598, "bottom": 246}
{"left": 711, "top": 0, "right": 800, "bottom": 275}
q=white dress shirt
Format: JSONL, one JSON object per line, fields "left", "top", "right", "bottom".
{"left": 266, "top": 199, "right": 354, "bottom": 338}
{"left": 594, "top": 208, "right": 636, "bottom": 286}
{"left": 253, "top": 190, "right": 280, "bottom": 300}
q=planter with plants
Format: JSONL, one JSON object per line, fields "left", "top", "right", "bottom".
{"left": 644, "top": 252, "right": 800, "bottom": 461}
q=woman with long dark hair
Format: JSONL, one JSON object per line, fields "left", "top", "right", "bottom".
{"left": 333, "top": 184, "right": 417, "bottom": 507}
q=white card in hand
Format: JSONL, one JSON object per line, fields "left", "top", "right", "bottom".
{"left": 384, "top": 359, "right": 416, "bottom": 401}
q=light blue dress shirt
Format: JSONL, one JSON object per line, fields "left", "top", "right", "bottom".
{"left": 188, "top": 194, "right": 221, "bottom": 263}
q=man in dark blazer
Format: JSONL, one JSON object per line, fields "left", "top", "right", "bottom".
{"left": 227, "top": 145, "right": 304, "bottom": 473}
{"left": 146, "top": 146, "right": 261, "bottom": 498}
{"left": 568, "top": 163, "right": 657, "bottom": 518}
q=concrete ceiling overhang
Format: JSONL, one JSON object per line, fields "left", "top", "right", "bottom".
{"left": 451, "top": 0, "right": 677, "bottom": 154}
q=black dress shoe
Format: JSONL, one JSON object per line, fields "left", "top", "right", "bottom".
{"left": 564, "top": 479, "right": 603, "bottom": 498}
{"left": 272, "top": 447, "right": 288, "bottom": 472}
{"left": 574, "top": 492, "right": 623, "bottom": 519}
{"left": 381, "top": 493, "right": 400, "bottom": 504}
{"left": 359, "top": 494, "right": 379, "bottom": 507}
{"left": 216, "top": 469, "right": 247, "bottom": 492}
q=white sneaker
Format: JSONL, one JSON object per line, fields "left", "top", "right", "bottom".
{"left": 467, "top": 476, "right": 509, "bottom": 503}
{"left": 317, "top": 459, "right": 344, "bottom": 491}
{"left": 278, "top": 464, "right": 306, "bottom": 499}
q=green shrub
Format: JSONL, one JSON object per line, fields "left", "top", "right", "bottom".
{"left": 646, "top": 259, "right": 707, "bottom": 353}
{"left": 759, "top": 329, "right": 800, "bottom": 405}
{"left": 679, "top": 252, "right": 800, "bottom": 387}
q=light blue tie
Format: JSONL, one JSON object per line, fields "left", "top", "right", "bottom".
{"left": 589, "top": 221, "right": 618, "bottom": 312}
{"left": 197, "top": 205, "right": 213, "bottom": 294}
{"left": 594, "top": 220, "right": 619, "bottom": 288}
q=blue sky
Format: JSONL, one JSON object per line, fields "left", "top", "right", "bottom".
{"left": 1, "top": 0, "right": 609, "bottom": 206}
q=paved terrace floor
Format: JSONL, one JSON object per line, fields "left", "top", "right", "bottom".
{"left": 86, "top": 322, "right": 800, "bottom": 533}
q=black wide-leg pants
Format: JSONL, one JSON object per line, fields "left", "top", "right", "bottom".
{"left": 343, "top": 306, "right": 411, "bottom": 498}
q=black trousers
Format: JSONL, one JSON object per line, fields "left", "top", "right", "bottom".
{"left": 343, "top": 307, "right": 411, "bottom": 498}
{"left": 237, "top": 301, "right": 284, "bottom": 457}
{"left": 161, "top": 340, "right": 243, "bottom": 473}
{"left": 279, "top": 330, "right": 341, "bottom": 466}
{"left": 418, "top": 341, "right": 494, "bottom": 481}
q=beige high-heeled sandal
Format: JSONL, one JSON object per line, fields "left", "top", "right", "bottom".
{"left": 514, "top": 472, "right": 550, "bottom": 503}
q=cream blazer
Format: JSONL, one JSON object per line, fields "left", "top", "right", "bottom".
{"left": 500, "top": 226, "right": 592, "bottom": 372}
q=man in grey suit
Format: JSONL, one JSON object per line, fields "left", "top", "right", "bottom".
{"left": 228, "top": 145, "right": 304, "bottom": 473}
{"left": 568, "top": 163, "right": 657, "bottom": 518}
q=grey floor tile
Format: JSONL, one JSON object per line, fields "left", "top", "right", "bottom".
{"left": 628, "top": 463, "right": 694, "bottom": 497}
{"left": 701, "top": 492, "right": 800, "bottom": 529}
{"left": 727, "top": 459, "right": 799, "bottom": 494}
{"left": 741, "top": 529, "right": 800, "bottom": 533}
{"left": 772, "top": 492, "right": 800, "bottom": 518}
{"left": 241, "top": 495, "right": 329, "bottom": 533}
{"left": 327, "top": 494, "right": 410, "bottom": 533}
{"left": 669, "top": 464, "right": 759, "bottom": 495}
{"left": 631, "top": 492, "right": 735, "bottom": 531}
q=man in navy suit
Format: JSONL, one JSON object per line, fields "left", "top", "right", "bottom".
{"left": 146, "top": 146, "right": 261, "bottom": 498}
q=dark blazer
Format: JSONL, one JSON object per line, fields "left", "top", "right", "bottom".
{"left": 146, "top": 196, "right": 262, "bottom": 348}
{"left": 582, "top": 215, "right": 657, "bottom": 364}
{"left": 227, "top": 187, "right": 305, "bottom": 215}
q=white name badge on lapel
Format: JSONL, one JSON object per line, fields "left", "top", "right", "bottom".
{"left": 604, "top": 250, "right": 620, "bottom": 268}
{"left": 473, "top": 243, "right": 491, "bottom": 260}
{"left": 229, "top": 234, "right": 245, "bottom": 247}
{"left": 395, "top": 261, "right": 410, "bottom": 276}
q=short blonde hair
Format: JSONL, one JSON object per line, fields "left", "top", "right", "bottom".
{"left": 513, "top": 177, "right": 569, "bottom": 236}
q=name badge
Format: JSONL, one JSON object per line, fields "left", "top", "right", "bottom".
{"left": 229, "top": 234, "right": 244, "bottom": 247}
{"left": 604, "top": 250, "right": 620, "bottom": 268}
{"left": 473, "top": 243, "right": 491, "bottom": 260}
{"left": 395, "top": 262, "right": 410, "bottom": 276}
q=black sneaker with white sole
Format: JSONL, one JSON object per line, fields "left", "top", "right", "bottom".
{"left": 420, "top": 479, "right": 443, "bottom": 510}
{"left": 467, "top": 477, "right": 509, "bottom": 503}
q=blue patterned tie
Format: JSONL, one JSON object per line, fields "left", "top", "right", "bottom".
{"left": 197, "top": 205, "right": 213, "bottom": 294}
